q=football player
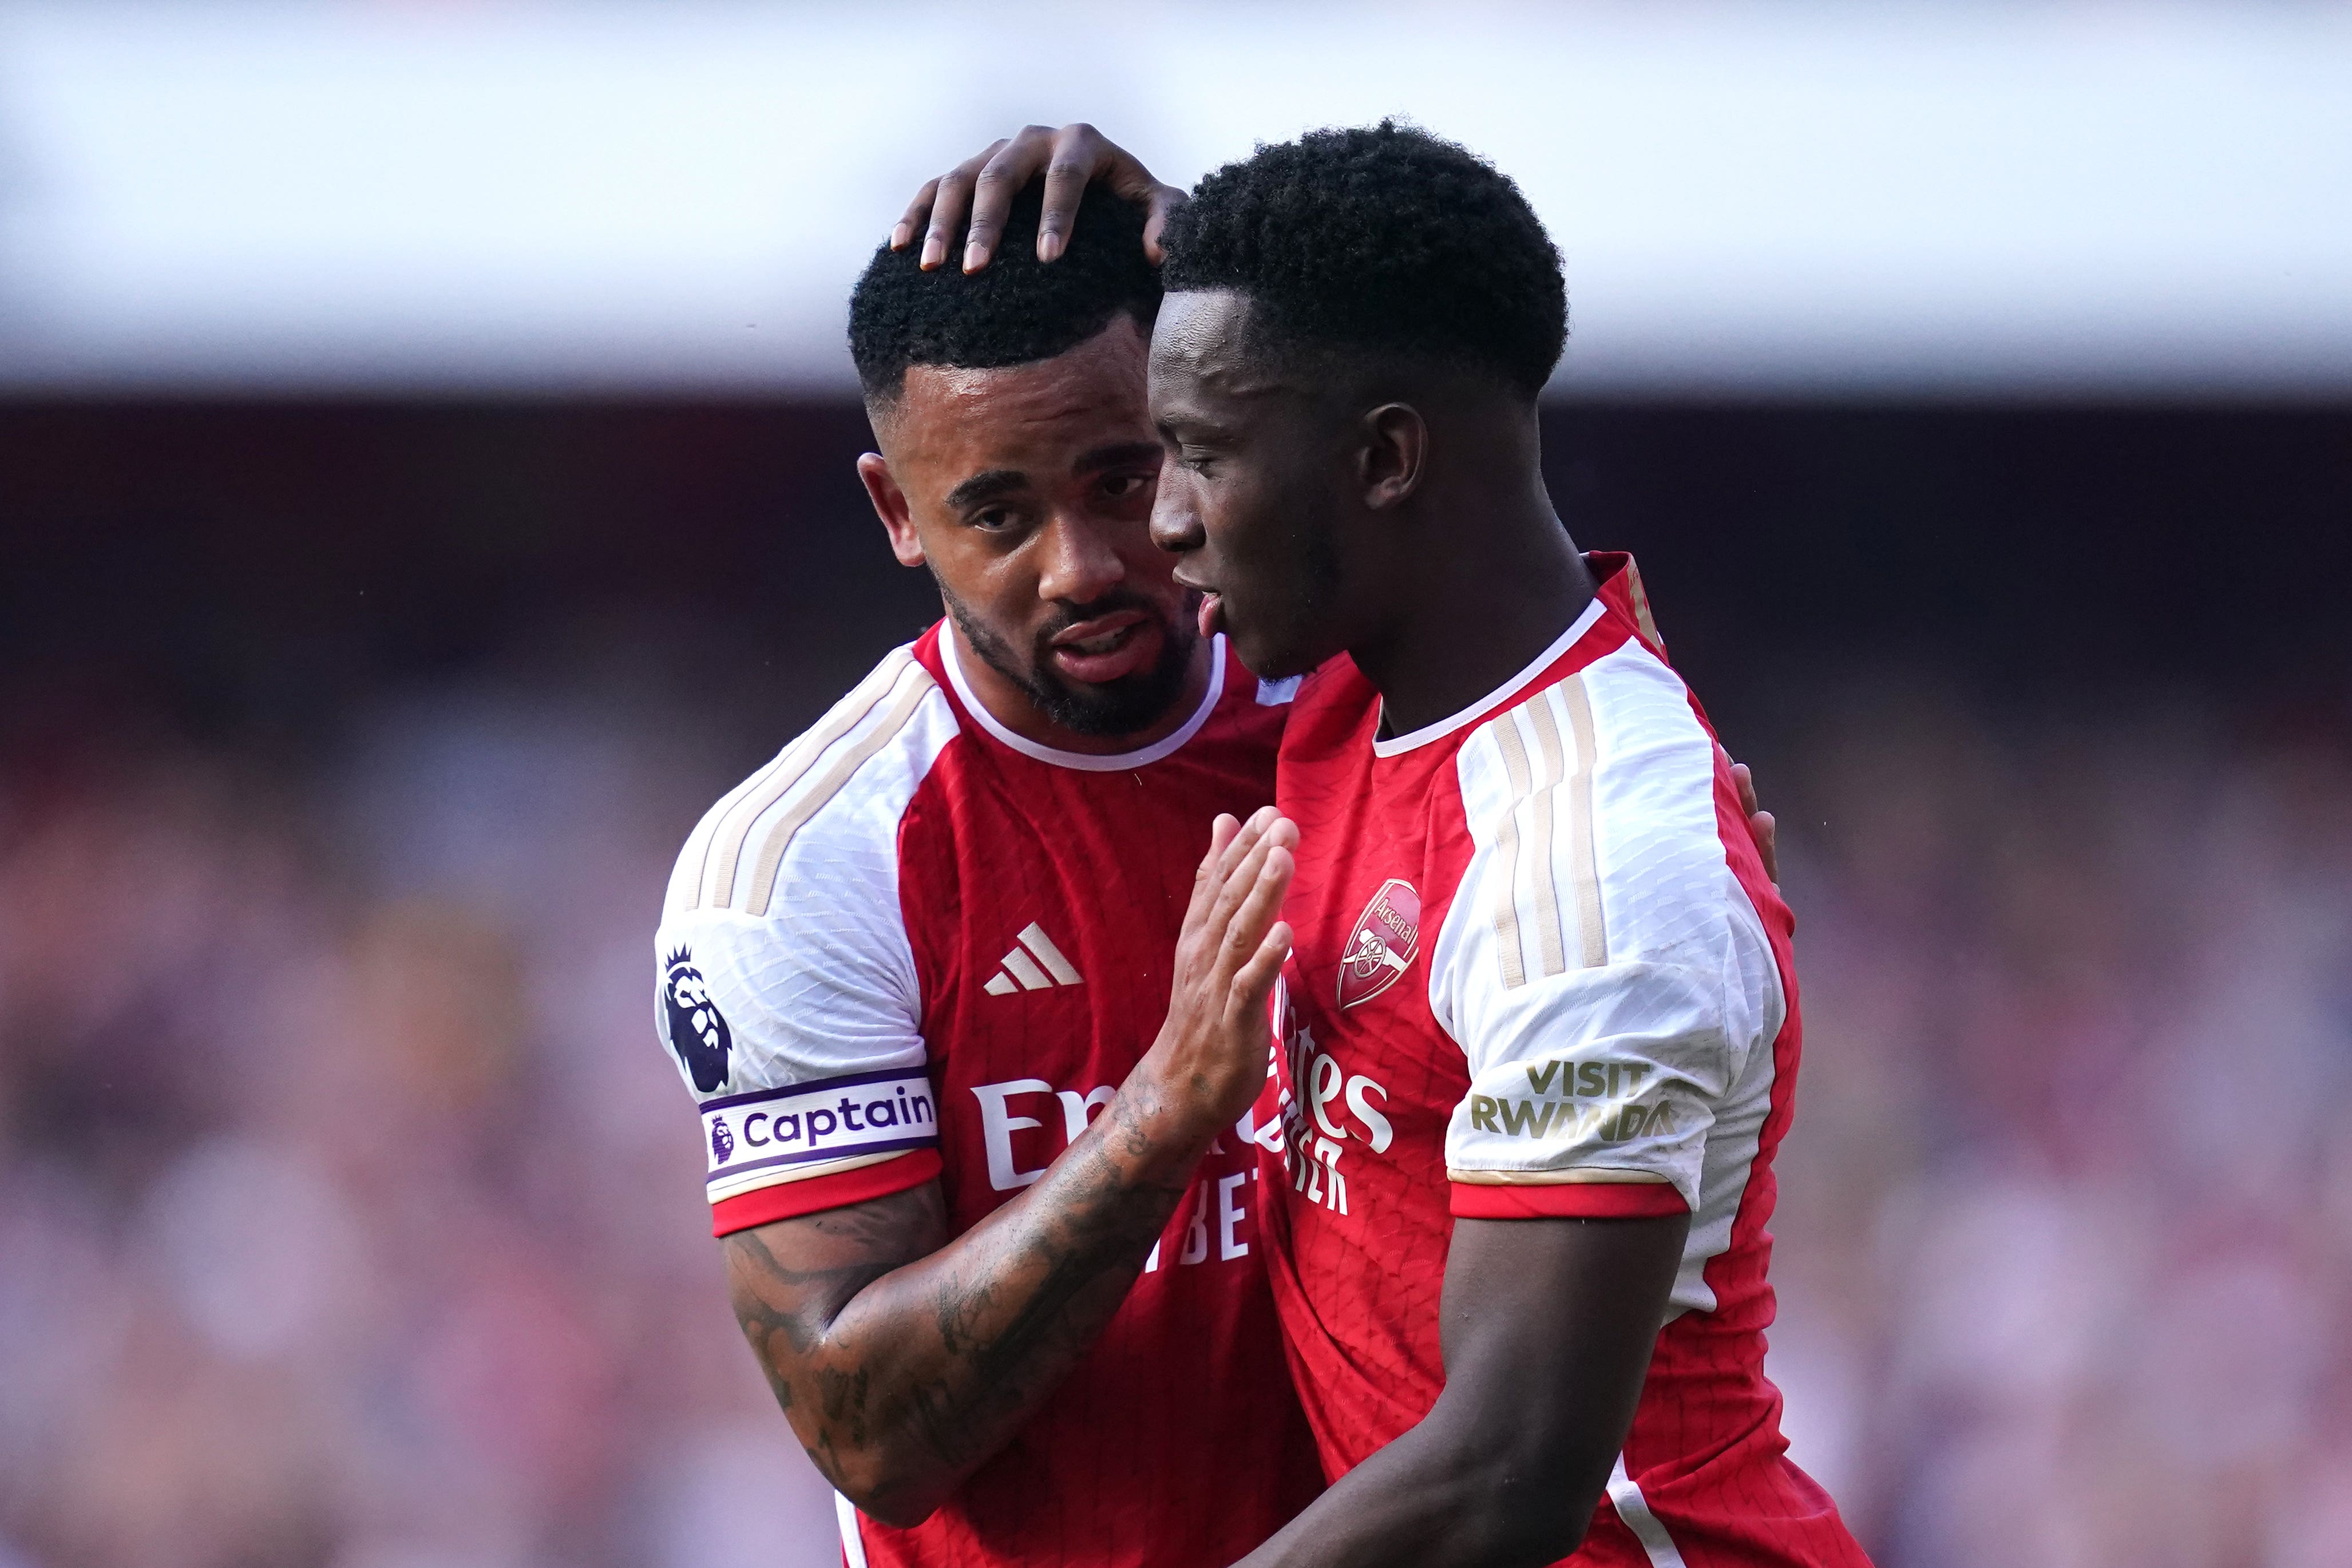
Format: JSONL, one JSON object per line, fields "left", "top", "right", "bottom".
{"left": 911, "top": 124, "right": 1859, "bottom": 1566}
{"left": 655, "top": 184, "right": 1319, "bottom": 1568}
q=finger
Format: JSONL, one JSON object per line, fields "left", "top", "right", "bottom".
{"left": 1730, "top": 759, "right": 1760, "bottom": 819}
{"left": 1204, "top": 815, "right": 1279, "bottom": 928}
{"left": 1228, "top": 919, "right": 1295, "bottom": 1025}
{"left": 966, "top": 126, "right": 1057, "bottom": 272}
{"left": 1214, "top": 844, "right": 1296, "bottom": 988}
{"left": 1206, "top": 804, "right": 1278, "bottom": 889}
{"left": 1200, "top": 822, "right": 1280, "bottom": 948}
{"left": 1141, "top": 185, "right": 1185, "bottom": 264}
{"left": 921, "top": 142, "right": 1002, "bottom": 271}
{"left": 1749, "top": 810, "right": 1779, "bottom": 885}
{"left": 1088, "top": 132, "right": 1160, "bottom": 207}
{"left": 1182, "top": 811, "right": 1269, "bottom": 965}
{"left": 1202, "top": 821, "right": 1293, "bottom": 968}
{"left": 1067, "top": 128, "right": 1179, "bottom": 266}
{"left": 1036, "top": 124, "right": 1113, "bottom": 263}
{"left": 892, "top": 178, "right": 940, "bottom": 251}
{"left": 1183, "top": 813, "right": 1242, "bottom": 929}
{"left": 1183, "top": 812, "right": 1270, "bottom": 960}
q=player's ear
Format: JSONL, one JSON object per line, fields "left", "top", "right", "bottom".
{"left": 858, "top": 452, "right": 927, "bottom": 568}
{"left": 1357, "top": 403, "right": 1427, "bottom": 512}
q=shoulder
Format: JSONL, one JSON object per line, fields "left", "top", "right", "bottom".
{"left": 652, "top": 642, "right": 959, "bottom": 1087}
{"left": 1453, "top": 630, "right": 1718, "bottom": 867}
{"left": 650, "top": 641, "right": 968, "bottom": 1226}
{"left": 662, "top": 641, "right": 961, "bottom": 922}
{"left": 652, "top": 642, "right": 962, "bottom": 1103}
{"left": 1443, "top": 631, "right": 1768, "bottom": 991}
{"left": 1571, "top": 637, "right": 1737, "bottom": 928}
{"left": 1431, "top": 638, "right": 1783, "bottom": 1211}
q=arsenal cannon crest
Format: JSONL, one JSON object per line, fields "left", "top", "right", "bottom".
{"left": 1337, "top": 878, "right": 1421, "bottom": 1009}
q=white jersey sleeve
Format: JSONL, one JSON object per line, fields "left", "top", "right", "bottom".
{"left": 1429, "top": 638, "right": 1785, "bottom": 1216}
{"left": 653, "top": 647, "right": 961, "bottom": 1223}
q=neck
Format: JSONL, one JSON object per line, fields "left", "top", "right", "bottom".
{"left": 1351, "top": 418, "right": 1594, "bottom": 739}
{"left": 946, "top": 618, "right": 1217, "bottom": 757}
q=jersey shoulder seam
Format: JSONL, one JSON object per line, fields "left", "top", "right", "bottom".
{"left": 666, "top": 646, "right": 951, "bottom": 920}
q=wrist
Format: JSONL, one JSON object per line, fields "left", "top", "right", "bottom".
{"left": 1108, "top": 1054, "right": 1230, "bottom": 1181}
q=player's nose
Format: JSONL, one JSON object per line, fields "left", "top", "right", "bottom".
{"left": 1149, "top": 472, "right": 1203, "bottom": 555}
{"left": 1035, "top": 512, "right": 1125, "bottom": 603}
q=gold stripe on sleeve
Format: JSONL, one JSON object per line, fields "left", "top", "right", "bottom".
{"left": 1488, "top": 711, "right": 1535, "bottom": 990}
{"left": 676, "top": 739, "right": 811, "bottom": 914}
{"left": 1562, "top": 672, "right": 1608, "bottom": 968}
{"left": 741, "top": 666, "right": 937, "bottom": 918}
{"left": 702, "top": 648, "right": 915, "bottom": 912}
{"left": 1522, "top": 692, "right": 1570, "bottom": 979}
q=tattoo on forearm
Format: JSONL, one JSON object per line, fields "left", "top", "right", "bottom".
{"left": 721, "top": 1107, "right": 1207, "bottom": 1498}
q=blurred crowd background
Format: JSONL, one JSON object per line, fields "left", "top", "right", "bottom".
{"left": 3, "top": 4, "right": 2350, "bottom": 1567}
{"left": 4, "top": 403, "right": 2346, "bottom": 1568}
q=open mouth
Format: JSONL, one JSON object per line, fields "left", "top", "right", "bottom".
{"left": 1047, "top": 609, "right": 1159, "bottom": 683}
{"left": 1174, "top": 573, "right": 1225, "bottom": 639}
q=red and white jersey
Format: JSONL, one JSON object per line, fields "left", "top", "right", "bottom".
{"left": 1258, "top": 556, "right": 1866, "bottom": 1567}
{"left": 654, "top": 622, "right": 1322, "bottom": 1568}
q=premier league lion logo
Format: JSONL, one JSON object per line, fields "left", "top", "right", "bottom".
{"left": 663, "top": 946, "right": 734, "bottom": 1093}
{"left": 708, "top": 1115, "right": 735, "bottom": 1166}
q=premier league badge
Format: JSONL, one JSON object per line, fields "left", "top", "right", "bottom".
{"left": 663, "top": 945, "right": 734, "bottom": 1093}
{"left": 1336, "top": 878, "right": 1421, "bottom": 1010}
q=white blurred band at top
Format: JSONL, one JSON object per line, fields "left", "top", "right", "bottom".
{"left": 0, "top": 0, "right": 2346, "bottom": 398}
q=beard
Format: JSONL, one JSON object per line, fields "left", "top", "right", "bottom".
{"left": 938, "top": 580, "right": 1201, "bottom": 740}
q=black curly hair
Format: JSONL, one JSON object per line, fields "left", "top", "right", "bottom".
{"left": 849, "top": 179, "right": 1162, "bottom": 406}
{"left": 1160, "top": 122, "right": 1566, "bottom": 399}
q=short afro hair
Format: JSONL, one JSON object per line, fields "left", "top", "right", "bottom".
{"left": 849, "top": 179, "right": 1162, "bottom": 405}
{"left": 1161, "top": 122, "right": 1565, "bottom": 399}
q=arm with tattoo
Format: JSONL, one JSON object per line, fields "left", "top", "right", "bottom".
{"left": 723, "top": 807, "right": 1297, "bottom": 1527}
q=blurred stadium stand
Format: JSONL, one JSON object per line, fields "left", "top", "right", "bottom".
{"left": 3, "top": 5, "right": 2350, "bottom": 1567}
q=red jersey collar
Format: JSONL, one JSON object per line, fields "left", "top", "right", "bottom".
{"left": 1367, "top": 552, "right": 1654, "bottom": 759}
{"left": 939, "top": 620, "right": 1231, "bottom": 773}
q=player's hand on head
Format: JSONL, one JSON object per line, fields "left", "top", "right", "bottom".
{"left": 1150, "top": 806, "right": 1296, "bottom": 1128}
{"left": 892, "top": 122, "right": 1184, "bottom": 274}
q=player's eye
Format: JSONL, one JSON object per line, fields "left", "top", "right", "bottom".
{"left": 1101, "top": 472, "right": 1155, "bottom": 500}
{"left": 971, "top": 506, "right": 1023, "bottom": 532}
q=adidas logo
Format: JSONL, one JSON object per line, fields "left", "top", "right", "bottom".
{"left": 983, "top": 922, "right": 1084, "bottom": 996}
